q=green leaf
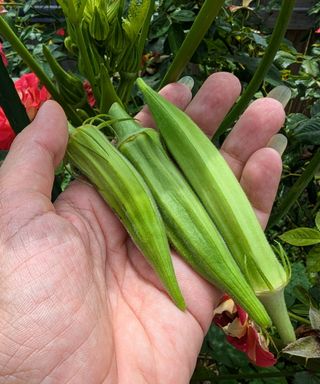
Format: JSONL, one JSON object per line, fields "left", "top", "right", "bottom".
{"left": 310, "top": 306, "right": 320, "bottom": 330}
{"left": 302, "top": 58, "right": 319, "bottom": 77}
{"left": 283, "top": 335, "right": 320, "bottom": 359}
{"left": 307, "top": 245, "right": 320, "bottom": 273}
{"left": 275, "top": 50, "right": 297, "bottom": 68}
{"left": 149, "top": 14, "right": 171, "bottom": 39}
{"left": 285, "top": 262, "right": 312, "bottom": 306}
{"left": 0, "top": 52, "right": 30, "bottom": 134}
{"left": 311, "top": 102, "right": 320, "bottom": 117}
{"left": 316, "top": 212, "right": 320, "bottom": 231}
{"left": 294, "top": 371, "right": 320, "bottom": 384}
{"left": 252, "top": 32, "right": 268, "bottom": 48}
{"left": 293, "top": 116, "right": 320, "bottom": 145}
{"left": 167, "top": 24, "right": 185, "bottom": 56}
{"left": 190, "top": 366, "right": 228, "bottom": 384}
{"left": 279, "top": 228, "right": 320, "bottom": 246}
{"left": 0, "top": 150, "right": 8, "bottom": 161}
{"left": 202, "top": 325, "right": 250, "bottom": 368}
{"left": 233, "top": 54, "right": 283, "bottom": 87}
{"left": 171, "top": 9, "right": 195, "bottom": 22}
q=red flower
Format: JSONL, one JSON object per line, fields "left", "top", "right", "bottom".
{"left": 0, "top": 42, "right": 8, "bottom": 67}
{"left": 213, "top": 295, "right": 277, "bottom": 367}
{"left": 56, "top": 28, "right": 66, "bottom": 37}
{"left": 83, "top": 80, "right": 96, "bottom": 107}
{"left": 0, "top": 73, "right": 50, "bottom": 150}
{"left": 315, "top": 28, "right": 320, "bottom": 34}
{"left": 0, "top": 108, "right": 15, "bottom": 149}
{"left": 15, "top": 73, "right": 50, "bottom": 120}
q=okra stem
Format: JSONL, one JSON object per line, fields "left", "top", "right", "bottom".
{"left": 258, "top": 289, "right": 296, "bottom": 345}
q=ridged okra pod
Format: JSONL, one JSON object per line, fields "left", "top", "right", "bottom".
{"left": 136, "top": 78, "right": 295, "bottom": 344}
{"left": 108, "top": 102, "right": 271, "bottom": 329}
{"left": 66, "top": 124, "right": 185, "bottom": 310}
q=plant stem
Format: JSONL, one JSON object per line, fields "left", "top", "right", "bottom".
{"left": 268, "top": 149, "right": 320, "bottom": 229}
{"left": 99, "top": 64, "right": 123, "bottom": 113}
{"left": 289, "top": 312, "right": 311, "bottom": 325}
{"left": 258, "top": 288, "right": 296, "bottom": 346}
{"left": 160, "top": 0, "right": 225, "bottom": 87}
{"left": 137, "top": 0, "right": 155, "bottom": 65}
{"left": 117, "top": 0, "right": 155, "bottom": 104}
{"left": 74, "top": 22, "right": 98, "bottom": 95}
{"left": 0, "top": 16, "right": 82, "bottom": 126}
{"left": 117, "top": 72, "right": 137, "bottom": 105}
{"left": 214, "top": 0, "right": 296, "bottom": 140}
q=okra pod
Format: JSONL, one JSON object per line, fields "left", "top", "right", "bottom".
{"left": 136, "top": 78, "right": 295, "bottom": 344}
{"left": 66, "top": 124, "right": 186, "bottom": 310}
{"left": 109, "top": 102, "right": 271, "bottom": 328}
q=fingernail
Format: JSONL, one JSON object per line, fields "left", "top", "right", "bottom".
{"left": 267, "top": 133, "right": 288, "bottom": 156}
{"left": 178, "top": 76, "right": 194, "bottom": 90}
{"left": 267, "top": 86, "right": 292, "bottom": 108}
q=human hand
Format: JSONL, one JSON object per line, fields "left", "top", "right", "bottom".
{"left": 0, "top": 72, "right": 285, "bottom": 384}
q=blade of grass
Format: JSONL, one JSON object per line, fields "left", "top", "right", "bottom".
{"left": 214, "top": 0, "right": 296, "bottom": 140}
{"left": 159, "top": 0, "right": 225, "bottom": 88}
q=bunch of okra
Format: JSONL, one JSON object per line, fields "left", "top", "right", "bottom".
{"left": 66, "top": 79, "right": 295, "bottom": 346}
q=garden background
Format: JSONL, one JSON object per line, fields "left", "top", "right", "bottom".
{"left": 0, "top": 0, "right": 320, "bottom": 382}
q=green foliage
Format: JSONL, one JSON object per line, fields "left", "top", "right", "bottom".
{"left": 2, "top": 0, "right": 67, "bottom": 77}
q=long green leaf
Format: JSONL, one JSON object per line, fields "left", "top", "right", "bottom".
{"left": 214, "top": 0, "right": 296, "bottom": 139}
{"left": 0, "top": 55, "right": 30, "bottom": 134}
{"left": 160, "top": 0, "right": 225, "bottom": 87}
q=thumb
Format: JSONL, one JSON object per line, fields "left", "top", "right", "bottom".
{"left": 0, "top": 100, "right": 68, "bottom": 200}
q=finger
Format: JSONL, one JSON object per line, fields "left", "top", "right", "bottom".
{"left": 136, "top": 82, "right": 192, "bottom": 127}
{"left": 240, "top": 147, "right": 282, "bottom": 230}
{"left": 0, "top": 101, "right": 68, "bottom": 200}
{"left": 221, "top": 98, "right": 285, "bottom": 179}
{"left": 184, "top": 72, "right": 241, "bottom": 137}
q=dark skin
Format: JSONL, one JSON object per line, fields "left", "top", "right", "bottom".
{"left": 0, "top": 73, "right": 285, "bottom": 383}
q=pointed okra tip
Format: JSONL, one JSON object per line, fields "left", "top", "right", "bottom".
{"left": 136, "top": 78, "right": 154, "bottom": 101}
{"left": 136, "top": 77, "right": 147, "bottom": 91}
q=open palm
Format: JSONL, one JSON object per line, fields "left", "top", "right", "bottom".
{"left": 0, "top": 73, "right": 285, "bottom": 384}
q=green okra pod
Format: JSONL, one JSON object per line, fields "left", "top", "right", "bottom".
{"left": 136, "top": 78, "right": 295, "bottom": 344}
{"left": 66, "top": 124, "right": 186, "bottom": 310}
{"left": 109, "top": 102, "right": 271, "bottom": 329}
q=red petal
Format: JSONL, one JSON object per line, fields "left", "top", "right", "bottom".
{"left": 56, "top": 28, "right": 65, "bottom": 36}
{"left": 226, "top": 325, "right": 277, "bottom": 367}
{"left": 246, "top": 326, "right": 277, "bottom": 367}
{"left": 0, "top": 110, "right": 15, "bottom": 149}
{"left": 0, "top": 42, "right": 8, "bottom": 67}
{"left": 235, "top": 304, "right": 248, "bottom": 325}
{"left": 227, "top": 335, "right": 248, "bottom": 353}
